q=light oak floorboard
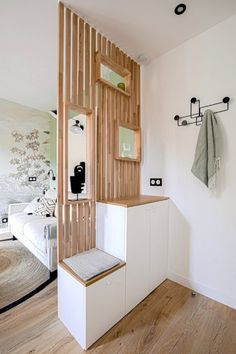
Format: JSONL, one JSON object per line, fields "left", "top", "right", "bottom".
{"left": 0, "top": 280, "right": 236, "bottom": 354}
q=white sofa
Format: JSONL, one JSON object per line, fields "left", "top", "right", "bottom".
{"left": 8, "top": 202, "right": 57, "bottom": 272}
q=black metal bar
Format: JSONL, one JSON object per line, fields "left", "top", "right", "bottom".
{"left": 200, "top": 100, "right": 224, "bottom": 109}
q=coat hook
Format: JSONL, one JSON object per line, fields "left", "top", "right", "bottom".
{"left": 223, "top": 96, "right": 230, "bottom": 103}
{"left": 174, "top": 96, "right": 230, "bottom": 127}
{"left": 191, "top": 97, "right": 197, "bottom": 104}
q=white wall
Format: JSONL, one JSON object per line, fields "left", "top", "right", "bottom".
{"left": 141, "top": 15, "right": 236, "bottom": 309}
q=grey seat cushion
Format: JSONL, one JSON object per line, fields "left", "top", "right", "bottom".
{"left": 64, "top": 248, "right": 121, "bottom": 281}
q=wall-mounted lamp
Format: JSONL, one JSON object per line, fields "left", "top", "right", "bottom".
{"left": 70, "top": 120, "right": 84, "bottom": 134}
{"left": 48, "top": 169, "right": 56, "bottom": 181}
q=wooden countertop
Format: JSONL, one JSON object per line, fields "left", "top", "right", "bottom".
{"left": 98, "top": 195, "right": 169, "bottom": 208}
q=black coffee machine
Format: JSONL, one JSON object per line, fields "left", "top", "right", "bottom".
{"left": 70, "top": 162, "right": 85, "bottom": 200}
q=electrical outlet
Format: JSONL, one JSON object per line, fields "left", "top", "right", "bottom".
{"left": 150, "top": 178, "right": 162, "bottom": 187}
{"left": 28, "top": 177, "right": 37, "bottom": 182}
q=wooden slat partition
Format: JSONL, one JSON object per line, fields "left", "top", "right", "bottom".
{"left": 58, "top": 2, "right": 141, "bottom": 261}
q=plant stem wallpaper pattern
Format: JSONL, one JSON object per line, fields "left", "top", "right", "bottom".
{"left": 0, "top": 98, "right": 52, "bottom": 215}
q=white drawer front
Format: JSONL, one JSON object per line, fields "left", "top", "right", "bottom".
{"left": 86, "top": 267, "right": 126, "bottom": 348}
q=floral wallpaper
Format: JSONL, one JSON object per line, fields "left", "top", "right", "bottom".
{"left": 0, "top": 98, "right": 52, "bottom": 216}
{"left": 10, "top": 129, "right": 50, "bottom": 188}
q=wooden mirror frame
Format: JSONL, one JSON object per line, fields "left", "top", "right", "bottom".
{"left": 63, "top": 102, "right": 94, "bottom": 204}
{"left": 115, "top": 121, "right": 141, "bottom": 162}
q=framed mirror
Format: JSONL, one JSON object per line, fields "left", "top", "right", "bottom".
{"left": 115, "top": 122, "right": 141, "bottom": 162}
{"left": 63, "top": 103, "right": 93, "bottom": 203}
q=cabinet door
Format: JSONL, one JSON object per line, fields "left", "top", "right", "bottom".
{"left": 125, "top": 205, "right": 150, "bottom": 314}
{"left": 149, "top": 201, "right": 169, "bottom": 293}
{"left": 86, "top": 267, "right": 126, "bottom": 349}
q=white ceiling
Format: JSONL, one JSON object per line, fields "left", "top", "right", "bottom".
{"left": 1, "top": 0, "right": 236, "bottom": 111}
{"left": 0, "top": 0, "right": 58, "bottom": 111}
{"left": 65, "top": 0, "right": 236, "bottom": 62}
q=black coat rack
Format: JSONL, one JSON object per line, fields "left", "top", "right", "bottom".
{"left": 174, "top": 96, "right": 230, "bottom": 127}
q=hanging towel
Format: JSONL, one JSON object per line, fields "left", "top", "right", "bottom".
{"left": 191, "top": 109, "right": 221, "bottom": 189}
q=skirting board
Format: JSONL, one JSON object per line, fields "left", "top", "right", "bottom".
{"left": 168, "top": 271, "right": 236, "bottom": 310}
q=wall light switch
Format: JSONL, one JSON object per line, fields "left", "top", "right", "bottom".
{"left": 150, "top": 178, "right": 162, "bottom": 187}
{"left": 28, "top": 177, "right": 37, "bottom": 182}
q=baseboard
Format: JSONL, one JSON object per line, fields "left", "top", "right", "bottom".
{"left": 168, "top": 271, "right": 236, "bottom": 310}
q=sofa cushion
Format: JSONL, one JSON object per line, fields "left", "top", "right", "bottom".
{"left": 64, "top": 248, "right": 121, "bottom": 281}
{"left": 45, "top": 189, "right": 57, "bottom": 200}
{"left": 34, "top": 198, "right": 56, "bottom": 217}
{"left": 24, "top": 217, "right": 57, "bottom": 253}
{"left": 10, "top": 212, "right": 46, "bottom": 235}
{"left": 23, "top": 197, "right": 42, "bottom": 214}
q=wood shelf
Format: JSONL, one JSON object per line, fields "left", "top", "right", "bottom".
{"left": 67, "top": 198, "right": 92, "bottom": 205}
{"left": 98, "top": 78, "right": 131, "bottom": 96}
{"left": 115, "top": 156, "right": 140, "bottom": 163}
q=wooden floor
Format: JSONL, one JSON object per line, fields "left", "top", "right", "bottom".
{"left": 0, "top": 280, "right": 236, "bottom": 354}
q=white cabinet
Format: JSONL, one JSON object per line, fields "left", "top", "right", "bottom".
{"left": 58, "top": 265, "right": 125, "bottom": 350}
{"left": 96, "top": 199, "right": 169, "bottom": 315}
{"left": 58, "top": 197, "right": 169, "bottom": 350}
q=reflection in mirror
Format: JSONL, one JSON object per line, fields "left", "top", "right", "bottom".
{"left": 119, "top": 126, "right": 135, "bottom": 159}
{"left": 67, "top": 108, "right": 87, "bottom": 201}
{"left": 101, "top": 64, "right": 125, "bottom": 90}
{"left": 116, "top": 123, "right": 141, "bottom": 162}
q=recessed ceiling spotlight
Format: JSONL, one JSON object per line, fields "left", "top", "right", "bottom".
{"left": 174, "top": 3, "right": 187, "bottom": 15}
{"left": 137, "top": 54, "right": 148, "bottom": 64}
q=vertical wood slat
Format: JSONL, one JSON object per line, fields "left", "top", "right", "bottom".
{"left": 78, "top": 18, "right": 84, "bottom": 106}
{"left": 91, "top": 28, "right": 96, "bottom": 200}
{"left": 64, "top": 205, "right": 70, "bottom": 258}
{"left": 57, "top": 2, "right": 64, "bottom": 262}
{"left": 91, "top": 201, "right": 95, "bottom": 248}
{"left": 96, "top": 32, "right": 102, "bottom": 200}
{"left": 65, "top": 8, "right": 71, "bottom": 102}
{"left": 85, "top": 23, "right": 90, "bottom": 108}
{"left": 107, "top": 88, "right": 111, "bottom": 199}
{"left": 97, "top": 33, "right": 102, "bottom": 52}
{"left": 136, "top": 64, "right": 141, "bottom": 193}
{"left": 78, "top": 204, "right": 83, "bottom": 252}
{"left": 71, "top": 204, "right": 77, "bottom": 255}
{"left": 102, "top": 36, "right": 106, "bottom": 55}
{"left": 63, "top": 105, "right": 69, "bottom": 204}
{"left": 72, "top": 13, "right": 78, "bottom": 104}
{"left": 85, "top": 202, "right": 89, "bottom": 250}
{"left": 102, "top": 84, "right": 107, "bottom": 199}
